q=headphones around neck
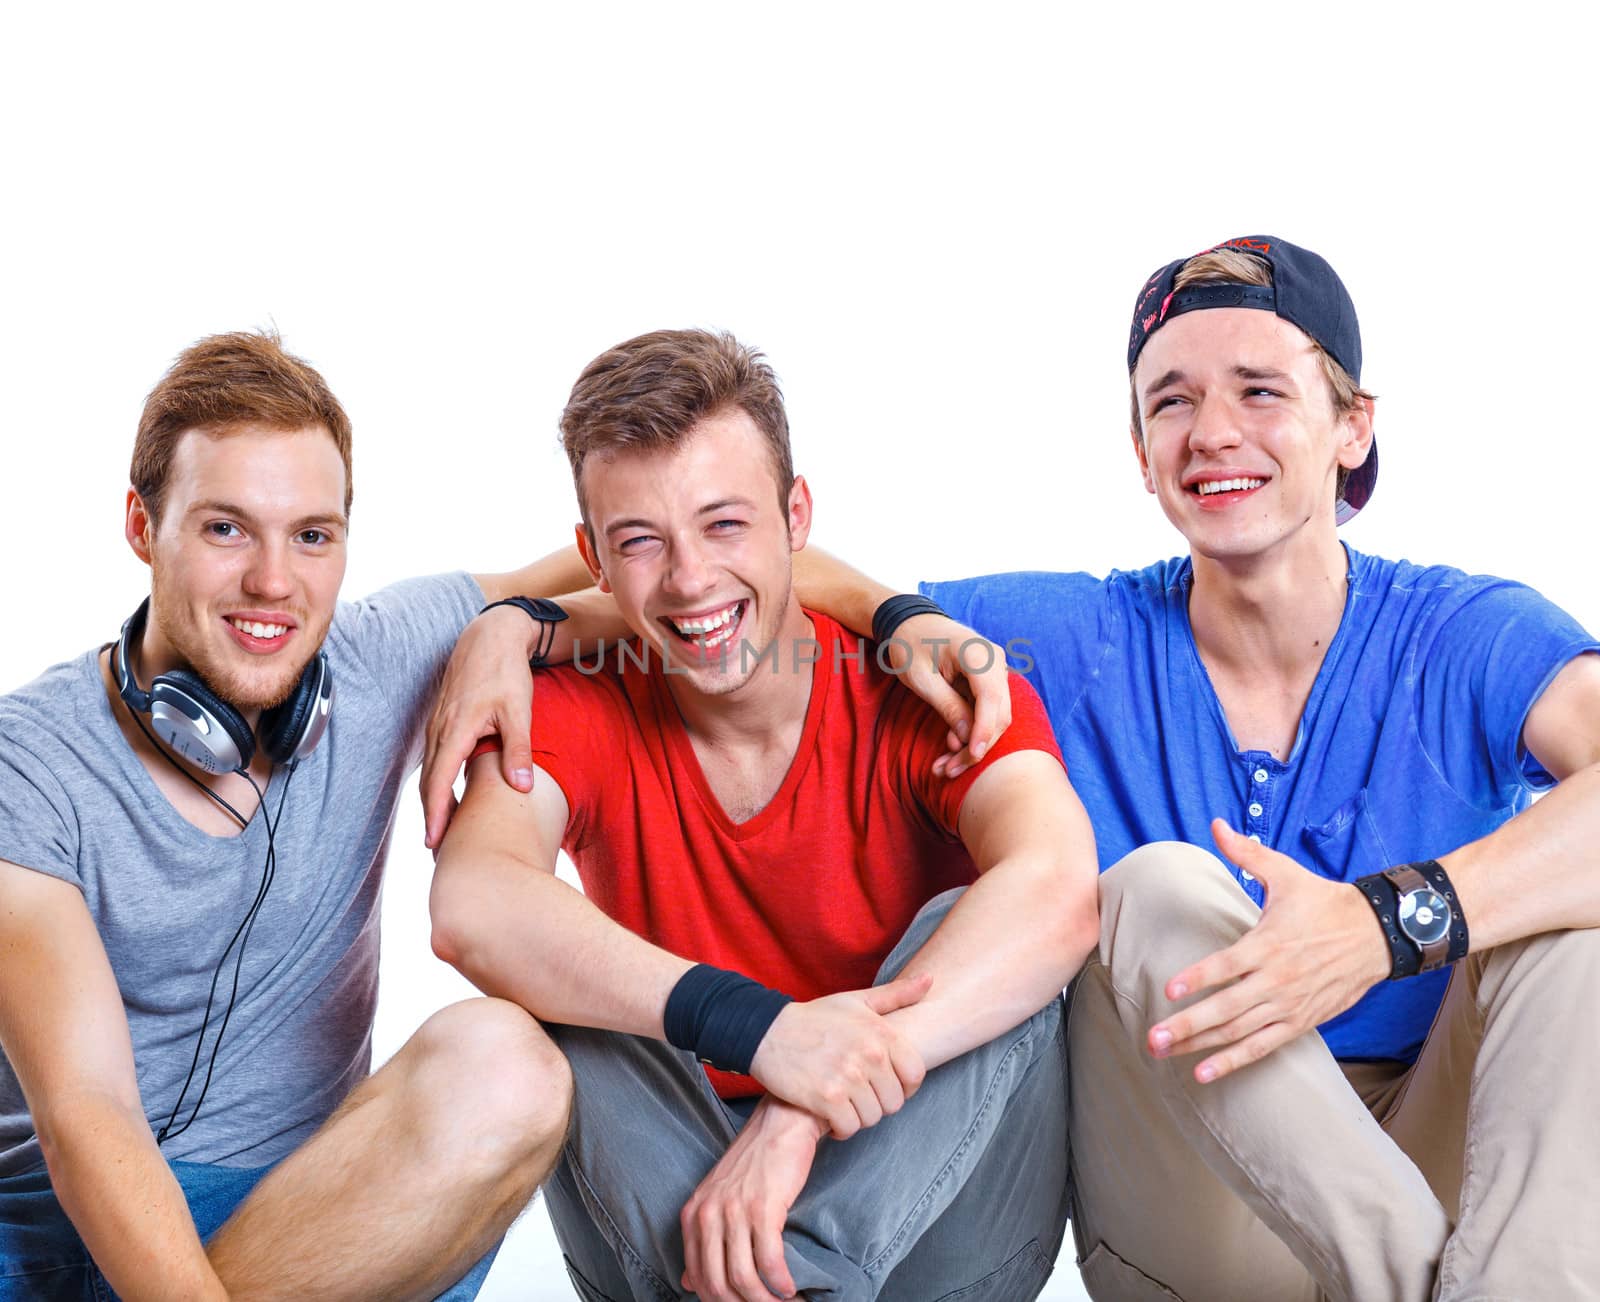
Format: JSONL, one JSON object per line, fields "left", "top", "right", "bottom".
{"left": 114, "top": 598, "right": 334, "bottom": 774}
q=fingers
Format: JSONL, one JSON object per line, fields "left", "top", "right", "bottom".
{"left": 912, "top": 672, "right": 977, "bottom": 756}
{"left": 498, "top": 697, "right": 536, "bottom": 793}
{"left": 1194, "top": 1020, "right": 1298, "bottom": 1084}
{"left": 966, "top": 656, "right": 1011, "bottom": 762}
{"left": 421, "top": 714, "right": 481, "bottom": 848}
{"left": 1151, "top": 975, "right": 1275, "bottom": 1059}
{"left": 887, "top": 1034, "right": 927, "bottom": 1102}
{"left": 859, "top": 971, "right": 932, "bottom": 1016}
{"left": 753, "top": 1209, "right": 797, "bottom": 1298}
{"left": 683, "top": 1206, "right": 791, "bottom": 1302}
{"left": 1164, "top": 932, "right": 1253, "bottom": 1002}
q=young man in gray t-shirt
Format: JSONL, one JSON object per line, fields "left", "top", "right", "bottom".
{"left": 0, "top": 333, "right": 585, "bottom": 1301}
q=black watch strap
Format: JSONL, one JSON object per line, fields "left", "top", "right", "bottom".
{"left": 480, "top": 596, "right": 569, "bottom": 667}
{"left": 1354, "top": 872, "right": 1420, "bottom": 980}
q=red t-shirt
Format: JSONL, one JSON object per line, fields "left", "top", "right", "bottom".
{"left": 509, "top": 611, "right": 1063, "bottom": 1097}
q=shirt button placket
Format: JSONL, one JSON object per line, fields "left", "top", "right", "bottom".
{"left": 1241, "top": 765, "right": 1271, "bottom": 888}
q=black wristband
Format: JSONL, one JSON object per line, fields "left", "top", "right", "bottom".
{"left": 663, "top": 964, "right": 793, "bottom": 1075}
{"left": 1353, "top": 872, "right": 1420, "bottom": 980}
{"left": 871, "top": 593, "right": 947, "bottom": 647}
{"left": 480, "top": 596, "right": 569, "bottom": 667}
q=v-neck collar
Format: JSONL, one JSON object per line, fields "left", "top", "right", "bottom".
{"left": 1175, "top": 544, "right": 1361, "bottom": 768}
{"left": 647, "top": 613, "right": 834, "bottom": 842}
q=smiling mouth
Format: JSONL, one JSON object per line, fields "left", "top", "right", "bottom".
{"left": 660, "top": 600, "right": 746, "bottom": 652}
{"left": 1189, "top": 477, "right": 1267, "bottom": 497}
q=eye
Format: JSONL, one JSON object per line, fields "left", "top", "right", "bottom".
{"left": 709, "top": 518, "right": 746, "bottom": 532}
{"left": 297, "top": 528, "right": 330, "bottom": 546}
{"left": 1149, "top": 395, "right": 1185, "bottom": 416}
{"left": 205, "top": 521, "right": 241, "bottom": 539}
{"left": 1244, "top": 387, "right": 1285, "bottom": 400}
{"left": 617, "top": 534, "right": 659, "bottom": 554}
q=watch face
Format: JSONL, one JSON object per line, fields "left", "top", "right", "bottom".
{"left": 1399, "top": 888, "right": 1452, "bottom": 946}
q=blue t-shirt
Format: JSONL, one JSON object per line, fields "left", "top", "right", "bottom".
{"left": 923, "top": 547, "right": 1597, "bottom": 1063}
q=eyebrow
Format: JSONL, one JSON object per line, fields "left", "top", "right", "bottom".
{"left": 1143, "top": 364, "right": 1297, "bottom": 399}
{"left": 603, "top": 497, "right": 760, "bottom": 537}
{"left": 186, "top": 499, "right": 348, "bottom": 531}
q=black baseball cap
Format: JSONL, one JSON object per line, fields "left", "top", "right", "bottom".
{"left": 1127, "top": 235, "right": 1376, "bottom": 523}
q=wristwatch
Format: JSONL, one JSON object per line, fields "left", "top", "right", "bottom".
{"left": 1381, "top": 864, "right": 1453, "bottom": 973}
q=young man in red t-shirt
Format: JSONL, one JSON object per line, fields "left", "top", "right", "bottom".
{"left": 431, "top": 329, "right": 1098, "bottom": 1302}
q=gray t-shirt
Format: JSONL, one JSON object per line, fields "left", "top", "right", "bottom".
{"left": 0, "top": 572, "right": 482, "bottom": 1175}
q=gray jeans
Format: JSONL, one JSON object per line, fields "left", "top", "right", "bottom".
{"left": 546, "top": 888, "right": 1070, "bottom": 1301}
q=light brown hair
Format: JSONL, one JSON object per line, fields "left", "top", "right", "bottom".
{"left": 559, "top": 329, "right": 793, "bottom": 526}
{"left": 1130, "top": 249, "right": 1376, "bottom": 497}
{"left": 132, "top": 331, "right": 354, "bottom": 527}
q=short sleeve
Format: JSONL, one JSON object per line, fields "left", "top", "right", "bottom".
{"left": 328, "top": 572, "right": 484, "bottom": 764}
{"left": 1413, "top": 578, "right": 1598, "bottom": 804}
{"left": 521, "top": 666, "right": 632, "bottom": 850}
{"left": 0, "top": 727, "right": 82, "bottom": 888}
{"left": 893, "top": 672, "right": 1065, "bottom": 837}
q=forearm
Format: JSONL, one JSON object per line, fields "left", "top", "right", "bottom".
{"left": 40, "top": 1097, "right": 225, "bottom": 1302}
{"left": 793, "top": 546, "right": 895, "bottom": 638}
{"left": 475, "top": 544, "right": 595, "bottom": 606}
{"left": 884, "top": 856, "right": 1096, "bottom": 1069}
{"left": 431, "top": 853, "right": 693, "bottom": 1036}
{"left": 1440, "top": 760, "right": 1600, "bottom": 950}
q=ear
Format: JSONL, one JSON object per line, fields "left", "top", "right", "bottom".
{"left": 1335, "top": 395, "right": 1376, "bottom": 472}
{"left": 786, "top": 474, "right": 814, "bottom": 552}
{"left": 125, "top": 490, "right": 154, "bottom": 565}
{"left": 574, "top": 521, "right": 609, "bottom": 593}
{"left": 1131, "top": 425, "right": 1156, "bottom": 495}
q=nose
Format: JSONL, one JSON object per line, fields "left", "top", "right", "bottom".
{"left": 241, "top": 538, "right": 294, "bottom": 601}
{"left": 1187, "top": 393, "right": 1243, "bottom": 456}
{"left": 662, "top": 536, "right": 716, "bottom": 604}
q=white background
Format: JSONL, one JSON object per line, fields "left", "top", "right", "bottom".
{"left": 2, "top": 4, "right": 1595, "bottom": 1298}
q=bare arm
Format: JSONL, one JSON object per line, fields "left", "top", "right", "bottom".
{"left": 432, "top": 757, "right": 932, "bottom": 1136}
{"left": 430, "top": 755, "right": 694, "bottom": 1035}
{"left": 876, "top": 750, "right": 1100, "bottom": 1068}
{"left": 1442, "top": 651, "right": 1600, "bottom": 944}
{"left": 0, "top": 860, "right": 226, "bottom": 1302}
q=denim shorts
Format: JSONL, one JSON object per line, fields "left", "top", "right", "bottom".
{"left": 0, "top": 1161, "right": 498, "bottom": 1300}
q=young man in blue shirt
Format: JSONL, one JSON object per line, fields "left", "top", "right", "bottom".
{"left": 804, "top": 237, "right": 1600, "bottom": 1299}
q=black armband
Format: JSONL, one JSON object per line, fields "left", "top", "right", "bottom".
{"left": 871, "top": 593, "right": 948, "bottom": 647}
{"left": 480, "top": 596, "right": 569, "bottom": 667}
{"left": 663, "top": 964, "right": 792, "bottom": 1075}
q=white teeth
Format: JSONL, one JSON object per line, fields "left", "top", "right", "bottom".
{"left": 1196, "top": 477, "right": 1266, "bottom": 496}
{"left": 671, "top": 603, "right": 741, "bottom": 637}
{"left": 230, "top": 617, "right": 288, "bottom": 638}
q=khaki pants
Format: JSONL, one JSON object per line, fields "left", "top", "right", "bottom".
{"left": 1067, "top": 842, "right": 1600, "bottom": 1302}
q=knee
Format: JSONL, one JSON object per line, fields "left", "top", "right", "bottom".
{"left": 409, "top": 998, "right": 572, "bottom": 1176}
{"left": 1098, "top": 842, "right": 1250, "bottom": 977}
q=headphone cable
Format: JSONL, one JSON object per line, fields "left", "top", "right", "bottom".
{"left": 156, "top": 764, "right": 296, "bottom": 1145}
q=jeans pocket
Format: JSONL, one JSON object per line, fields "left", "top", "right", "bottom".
{"left": 1078, "top": 1241, "right": 1184, "bottom": 1301}
{"left": 562, "top": 1253, "right": 626, "bottom": 1302}
{"left": 929, "top": 1237, "right": 1050, "bottom": 1301}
